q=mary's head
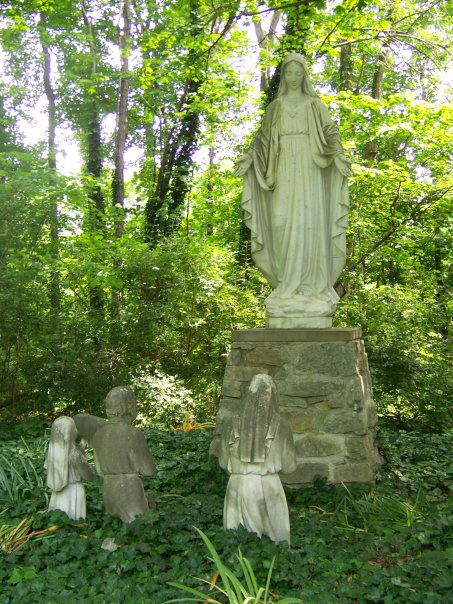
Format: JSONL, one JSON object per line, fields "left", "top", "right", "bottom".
{"left": 277, "top": 53, "right": 318, "bottom": 98}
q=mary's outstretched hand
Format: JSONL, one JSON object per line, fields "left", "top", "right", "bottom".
{"left": 233, "top": 153, "right": 253, "bottom": 177}
{"left": 334, "top": 154, "right": 352, "bottom": 178}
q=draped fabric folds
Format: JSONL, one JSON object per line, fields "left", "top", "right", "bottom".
{"left": 45, "top": 417, "right": 95, "bottom": 520}
{"left": 220, "top": 414, "right": 296, "bottom": 543}
{"left": 242, "top": 97, "right": 349, "bottom": 319}
{"left": 218, "top": 375, "right": 297, "bottom": 543}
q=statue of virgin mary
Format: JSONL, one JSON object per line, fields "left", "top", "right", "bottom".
{"left": 234, "top": 53, "right": 350, "bottom": 328}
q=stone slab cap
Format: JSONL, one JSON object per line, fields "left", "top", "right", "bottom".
{"left": 232, "top": 327, "right": 362, "bottom": 343}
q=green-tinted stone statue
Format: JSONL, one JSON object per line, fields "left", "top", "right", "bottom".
{"left": 92, "top": 386, "right": 156, "bottom": 523}
{"left": 216, "top": 374, "right": 297, "bottom": 543}
{"left": 45, "top": 416, "right": 96, "bottom": 519}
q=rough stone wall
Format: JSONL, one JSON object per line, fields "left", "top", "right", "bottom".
{"left": 218, "top": 328, "right": 382, "bottom": 484}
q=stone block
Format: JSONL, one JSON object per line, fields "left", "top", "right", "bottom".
{"left": 345, "top": 435, "right": 368, "bottom": 462}
{"left": 345, "top": 434, "right": 383, "bottom": 467}
{"left": 275, "top": 374, "right": 342, "bottom": 398}
{"left": 322, "top": 344, "right": 358, "bottom": 377}
{"left": 226, "top": 348, "right": 243, "bottom": 366}
{"left": 340, "top": 377, "right": 362, "bottom": 409}
{"left": 322, "top": 410, "right": 368, "bottom": 435}
{"left": 244, "top": 346, "right": 284, "bottom": 366}
{"left": 371, "top": 446, "right": 384, "bottom": 468}
{"left": 314, "top": 399, "right": 344, "bottom": 410}
{"left": 334, "top": 462, "right": 374, "bottom": 483}
{"left": 223, "top": 365, "right": 269, "bottom": 382}
{"left": 221, "top": 380, "right": 242, "bottom": 399}
{"left": 295, "top": 434, "right": 344, "bottom": 457}
{"left": 282, "top": 343, "right": 357, "bottom": 378}
{"left": 282, "top": 462, "right": 330, "bottom": 484}
{"left": 279, "top": 396, "right": 308, "bottom": 408}
{"left": 280, "top": 409, "right": 317, "bottom": 433}
{"left": 367, "top": 407, "right": 378, "bottom": 427}
{"left": 231, "top": 341, "right": 255, "bottom": 350}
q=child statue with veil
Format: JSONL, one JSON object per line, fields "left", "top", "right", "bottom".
{"left": 45, "top": 416, "right": 96, "bottom": 520}
{"left": 217, "top": 374, "right": 297, "bottom": 543}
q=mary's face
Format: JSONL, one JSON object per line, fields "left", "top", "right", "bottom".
{"left": 283, "top": 62, "right": 305, "bottom": 91}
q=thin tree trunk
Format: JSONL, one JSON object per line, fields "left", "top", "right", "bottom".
{"left": 112, "top": 0, "right": 131, "bottom": 239}
{"left": 81, "top": 0, "right": 105, "bottom": 318}
{"left": 339, "top": 42, "right": 353, "bottom": 91}
{"left": 111, "top": 0, "right": 131, "bottom": 323}
{"left": 364, "top": 47, "right": 388, "bottom": 162}
{"left": 253, "top": 10, "right": 281, "bottom": 91}
{"left": 371, "top": 48, "right": 388, "bottom": 100}
{"left": 433, "top": 216, "right": 448, "bottom": 337}
{"left": 205, "top": 146, "right": 215, "bottom": 236}
{"left": 40, "top": 13, "right": 60, "bottom": 316}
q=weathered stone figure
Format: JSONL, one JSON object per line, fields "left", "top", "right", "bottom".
{"left": 217, "top": 374, "right": 297, "bottom": 543}
{"left": 73, "top": 413, "right": 107, "bottom": 448}
{"left": 45, "top": 416, "right": 96, "bottom": 520}
{"left": 92, "top": 386, "right": 156, "bottom": 523}
{"left": 234, "top": 53, "right": 350, "bottom": 328}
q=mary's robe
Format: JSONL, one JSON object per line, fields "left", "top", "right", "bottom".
{"left": 242, "top": 96, "right": 349, "bottom": 320}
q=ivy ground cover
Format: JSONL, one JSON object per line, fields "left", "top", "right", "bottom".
{"left": 0, "top": 426, "right": 452, "bottom": 603}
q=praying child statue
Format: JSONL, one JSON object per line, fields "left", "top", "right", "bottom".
{"left": 92, "top": 386, "right": 156, "bottom": 523}
{"left": 45, "top": 416, "right": 96, "bottom": 520}
{"left": 218, "top": 374, "right": 297, "bottom": 543}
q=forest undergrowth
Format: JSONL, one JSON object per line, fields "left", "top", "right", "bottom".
{"left": 0, "top": 422, "right": 451, "bottom": 603}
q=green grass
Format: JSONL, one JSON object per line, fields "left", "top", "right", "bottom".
{"left": 0, "top": 425, "right": 451, "bottom": 603}
{"left": 0, "top": 438, "right": 47, "bottom": 508}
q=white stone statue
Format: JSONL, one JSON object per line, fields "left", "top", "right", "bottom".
{"left": 92, "top": 386, "right": 156, "bottom": 523}
{"left": 234, "top": 53, "right": 350, "bottom": 328}
{"left": 45, "top": 416, "right": 96, "bottom": 520}
{"left": 218, "top": 374, "right": 297, "bottom": 543}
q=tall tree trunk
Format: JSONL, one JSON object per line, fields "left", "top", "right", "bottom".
{"left": 339, "top": 42, "right": 353, "bottom": 91}
{"left": 81, "top": 0, "right": 105, "bottom": 319}
{"left": 371, "top": 48, "right": 388, "bottom": 100}
{"left": 433, "top": 216, "right": 448, "bottom": 337}
{"left": 144, "top": 0, "right": 201, "bottom": 245}
{"left": 253, "top": 10, "right": 281, "bottom": 91}
{"left": 364, "top": 47, "right": 388, "bottom": 162}
{"left": 111, "top": 0, "right": 131, "bottom": 324}
{"left": 202, "top": 146, "right": 215, "bottom": 237}
{"left": 39, "top": 13, "right": 60, "bottom": 317}
{"left": 112, "top": 0, "right": 131, "bottom": 239}
{"left": 86, "top": 111, "right": 105, "bottom": 319}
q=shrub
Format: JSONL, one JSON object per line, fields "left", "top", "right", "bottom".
{"left": 132, "top": 367, "right": 210, "bottom": 428}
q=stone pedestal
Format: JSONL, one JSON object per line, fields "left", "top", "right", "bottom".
{"left": 266, "top": 316, "right": 333, "bottom": 328}
{"left": 218, "top": 328, "right": 382, "bottom": 485}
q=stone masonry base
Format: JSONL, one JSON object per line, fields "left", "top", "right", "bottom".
{"left": 217, "top": 328, "right": 382, "bottom": 485}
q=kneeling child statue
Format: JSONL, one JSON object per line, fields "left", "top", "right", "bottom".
{"left": 92, "top": 386, "right": 156, "bottom": 523}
